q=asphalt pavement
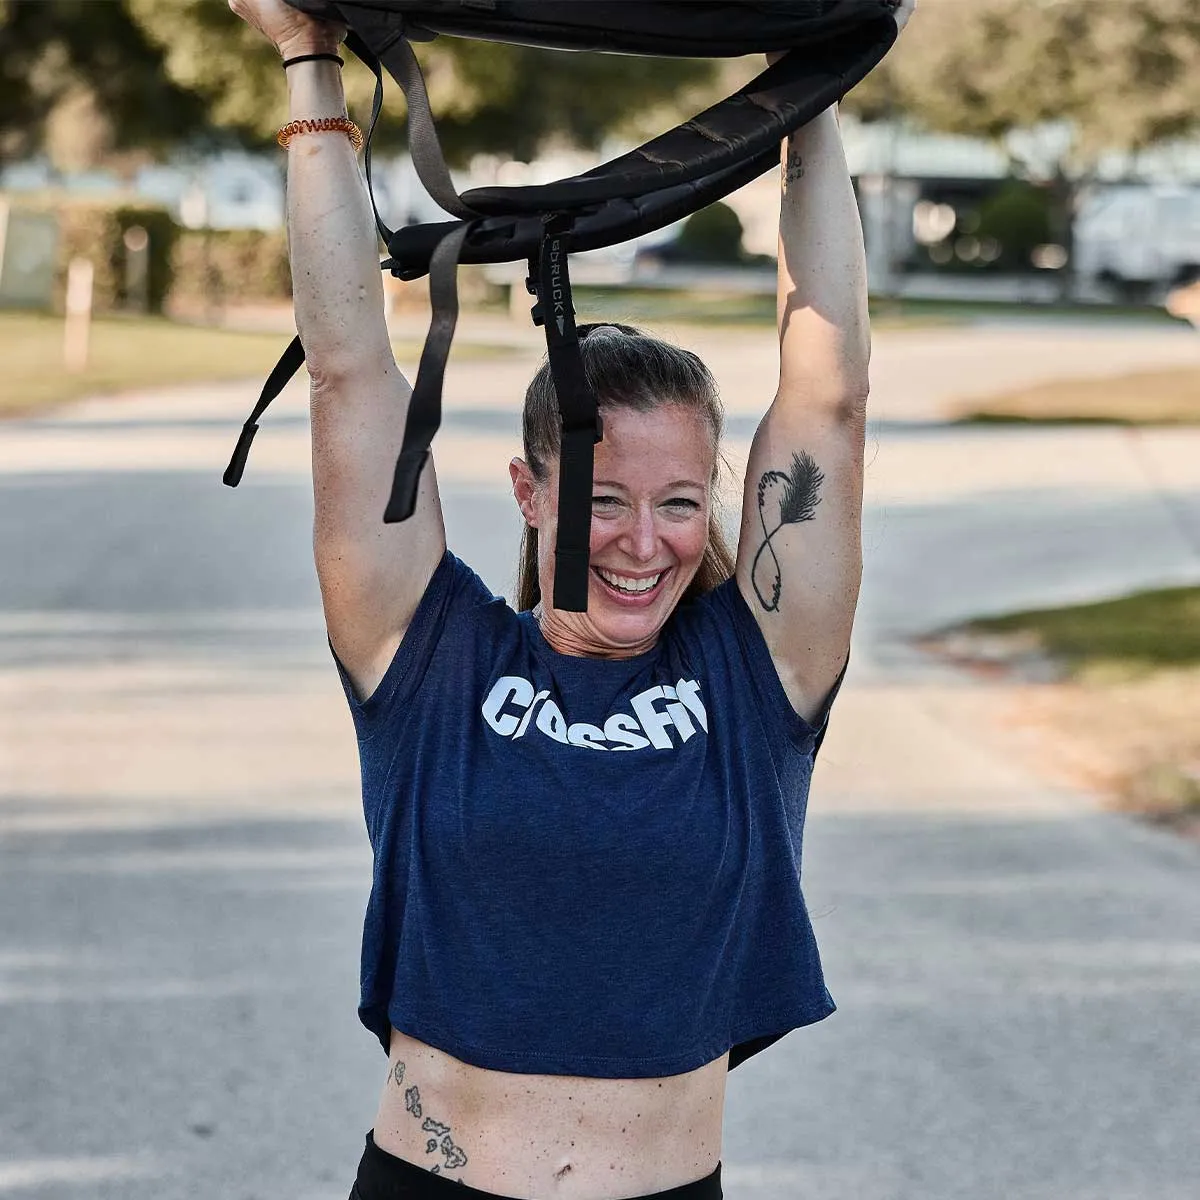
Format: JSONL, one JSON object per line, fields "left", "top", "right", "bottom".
{"left": 1, "top": 316, "right": 1198, "bottom": 1200}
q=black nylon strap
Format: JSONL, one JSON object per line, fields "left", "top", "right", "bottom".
{"left": 222, "top": 334, "right": 306, "bottom": 487}
{"left": 386, "top": 36, "right": 478, "bottom": 220}
{"left": 537, "top": 218, "right": 602, "bottom": 612}
{"left": 383, "top": 221, "right": 474, "bottom": 523}
{"left": 336, "top": 4, "right": 480, "bottom": 221}
{"left": 343, "top": 29, "right": 394, "bottom": 245}
{"left": 385, "top": 147, "right": 777, "bottom": 279}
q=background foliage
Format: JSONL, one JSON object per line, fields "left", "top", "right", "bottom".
{"left": 1, "top": 0, "right": 718, "bottom": 170}
{"left": 6, "top": 1, "right": 1200, "bottom": 180}
{"left": 844, "top": 0, "right": 1200, "bottom": 173}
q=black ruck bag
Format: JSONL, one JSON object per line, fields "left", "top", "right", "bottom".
{"left": 226, "top": 0, "right": 903, "bottom": 611}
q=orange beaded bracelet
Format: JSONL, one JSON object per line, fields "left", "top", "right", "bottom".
{"left": 276, "top": 116, "right": 364, "bottom": 152}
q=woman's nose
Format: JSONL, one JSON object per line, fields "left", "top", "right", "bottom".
{"left": 622, "top": 506, "right": 659, "bottom": 562}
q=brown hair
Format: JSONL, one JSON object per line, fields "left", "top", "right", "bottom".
{"left": 516, "top": 322, "right": 735, "bottom": 611}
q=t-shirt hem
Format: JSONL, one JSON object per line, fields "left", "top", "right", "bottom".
{"left": 365, "top": 998, "right": 836, "bottom": 1077}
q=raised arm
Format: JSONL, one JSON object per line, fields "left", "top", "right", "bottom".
{"left": 231, "top": 0, "right": 446, "bottom": 702}
{"left": 733, "top": 102, "right": 869, "bottom": 724}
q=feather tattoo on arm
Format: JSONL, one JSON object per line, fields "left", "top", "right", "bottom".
{"left": 751, "top": 450, "right": 824, "bottom": 611}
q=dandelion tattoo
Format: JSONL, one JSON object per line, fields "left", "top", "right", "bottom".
{"left": 751, "top": 450, "right": 824, "bottom": 611}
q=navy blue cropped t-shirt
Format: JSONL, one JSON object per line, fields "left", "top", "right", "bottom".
{"left": 333, "top": 551, "right": 841, "bottom": 1078}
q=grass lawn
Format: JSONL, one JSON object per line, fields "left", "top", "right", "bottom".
{"left": 925, "top": 588, "right": 1200, "bottom": 830}
{"left": 2, "top": 298, "right": 950, "bottom": 417}
{"left": 0, "top": 311, "right": 516, "bottom": 418}
{"left": 573, "top": 286, "right": 777, "bottom": 326}
{"left": 956, "top": 367, "right": 1200, "bottom": 426}
{"left": 964, "top": 587, "right": 1200, "bottom": 677}
{"left": 573, "top": 286, "right": 964, "bottom": 329}
{"left": 6, "top": 302, "right": 1194, "bottom": 425}
{"left": 573, "top": 287, "right": 1187, "bottom": 331}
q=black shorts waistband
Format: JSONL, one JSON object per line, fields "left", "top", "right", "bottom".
{"left": 352, "top": 1130, "right": 722, "bottom": 1200}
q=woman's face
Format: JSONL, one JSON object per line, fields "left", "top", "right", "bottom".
{"left": 511, "top": 404, "right": 716, "bottom": 659}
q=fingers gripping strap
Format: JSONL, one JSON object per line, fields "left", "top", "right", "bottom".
{"left": 538, "top": 222, "right": 602, "bottom": 613}
{"left": 223, "top": 335, "right": 306, "bottom": 487}
{"left": 383, "top": 222, "right": 473, "bottom": 523}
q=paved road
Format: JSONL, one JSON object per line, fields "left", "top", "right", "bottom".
{"left": 1, "top": 318, "right": 1198, "bottom": 1200}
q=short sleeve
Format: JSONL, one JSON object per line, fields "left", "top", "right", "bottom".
{"left": 329, "top": 550, "right": 495, "bottom": 744}
{"left": 684, "top": 578, "right": 848, "bottom": 755}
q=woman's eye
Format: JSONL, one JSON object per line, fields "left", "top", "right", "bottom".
{"left": 591, "top": 495, "right": 621, "bottom": 508}
{"left": 664, "top": 498, "right": 701, "bottom": 511}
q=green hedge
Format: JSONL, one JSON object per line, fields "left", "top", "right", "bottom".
{"left": 27, "top": 199, "right": 178, "bottom": 315}
{"left": 3, "top": 193, "right": 293, "bottom": 314}
{"left": 169, "top": 228, "right": 292, "bottom": 308}
{"left": 974, "top": 180, "right": 1054, "bottom": 270}
{"left": 50, "top": 202, "right": 178, "bottom": 314}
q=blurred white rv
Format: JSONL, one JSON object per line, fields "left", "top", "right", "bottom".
{"left": 1074, "top": 185, "right": 1200, "bottom": 297}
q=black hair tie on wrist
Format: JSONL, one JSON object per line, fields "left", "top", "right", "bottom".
{"left": 281, "top": 52, "right": 344, "bottom": 69}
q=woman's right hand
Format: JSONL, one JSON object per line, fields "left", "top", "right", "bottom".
{"left": 228, "top": 0, "right": 343, "bottom": 58}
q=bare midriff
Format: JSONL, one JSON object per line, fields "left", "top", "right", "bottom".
{"left": 371, "top": 1025, "right": 729, "bottom": 1199}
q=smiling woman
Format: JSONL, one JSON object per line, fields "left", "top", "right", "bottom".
{"left": 510, "top": 323, "right": 735, "bottom": 659}
{"left": 224, "top": 0, "right": 914, "bottom": 1194}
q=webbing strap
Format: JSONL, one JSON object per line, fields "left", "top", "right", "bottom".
{"left": 383, "top": 220, "right": 474, "bottom": 522}
{"left": 343, "top": 29, "right": 394, "bottom": 244}
{"left": 536, "top": 218, "right": 602, "bottom": 612}
{"left": 222, "top": 334, "right": 306, "bottom": 487}
{"left": 337, "top": 4, "right": 481, "bottom": 221}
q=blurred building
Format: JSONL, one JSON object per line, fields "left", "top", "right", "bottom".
{"left": 840, "top": 118, "right": 1200, "bottom": 300}
{"left": 5, "top": 119, "right": 1200, "bottom": 302}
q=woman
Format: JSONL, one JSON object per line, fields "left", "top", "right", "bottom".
{"left": 230, "top": 3, "right": 913, "bottom": 1198}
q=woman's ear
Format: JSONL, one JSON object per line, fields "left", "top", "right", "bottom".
{"left": 509, "top": 457, "right": 541, "bottom": 527}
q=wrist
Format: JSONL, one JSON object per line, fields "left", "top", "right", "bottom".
{"left": 278, "top": 36, "right": 342, "bottom": 61}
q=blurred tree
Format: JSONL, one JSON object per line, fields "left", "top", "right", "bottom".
{"left": 674, "top": 201, "right": 745, "bottom": 264}
{"left": 843, "top": 0, "right": 1200, "bottom": 291}
{"left": 973, "top": 180, "right": 1054, "bottom": 271}
{"left": 0, "top": 0, "right": 206, "bottom": 173}
{"left": 126, "top": 0, "right": 718, "bottom": 163}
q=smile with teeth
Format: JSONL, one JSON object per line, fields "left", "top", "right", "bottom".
{"left": 595, "top": 567, "right": 664, "bottom": 595}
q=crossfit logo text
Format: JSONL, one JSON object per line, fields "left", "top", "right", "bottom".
{"left": 481, "top": 675, "right": 707, "bottom": 751}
